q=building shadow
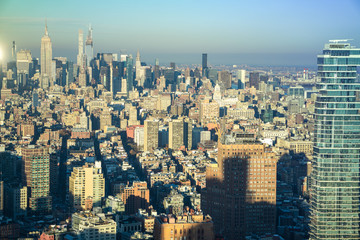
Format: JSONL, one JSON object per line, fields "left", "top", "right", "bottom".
{"left": 202, "top": 153, "right": 277, "bottom": 240}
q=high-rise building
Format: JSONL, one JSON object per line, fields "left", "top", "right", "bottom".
{"left": 69, "top": 161, "right": 105, "bottom": 210}
{"left": 169, "top": 119, "right": 184, "bottom": 150}
{"left": 202, "top": 133, "right": 277, "bottom": 239}
{"left": 218, "top": 70, "right": 231, "bottom": 89}
{"left": 144, "top": 119, "right": 159, "bottom": 152}
{"left": 249, "top": 72, "right": 260, "bottom": 90}
{"left": 77, "top": 29, "right": 84, "bottom": 69}
{"left": 40, "top": 22, "right": 53, "bottom": 89}
{"left": 202, "top": 53, "right": 208, "bottom": 78}
{"left": 85, "top": 24, "right": 93, "bottom": 67}
{"left": 135, "top": 49, "right": 141, "bottom": 81}
{"left": 126, "top": 55, "right": 133, "bottom": 96}
{"left": 237, "top": 69, "right": 246, "bottom": 89}
{"left": 309, "top": 40, "right": 360, "bottom": 240}
{"left": 21, "top": 145, "right": 52, "bottom": 214}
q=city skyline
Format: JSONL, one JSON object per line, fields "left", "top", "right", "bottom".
{"left": 1, "top": 0, "right": 360, "bottom": 65}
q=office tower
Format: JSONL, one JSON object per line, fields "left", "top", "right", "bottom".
{"left": 202, "top": 133, "right": 277, "bottom": 239}
{"left": 69, "top": 161, "right": 105, "bottom": 210}
{"left": 135, "top": 49, "right": 141, "bottom": 81}
{"left": 218, "top": 70, "right": 231, "bottom": 89}
{"left": 169, "top": 119, "right": 184, "bottom": 150}
{"left": 40, "top": 22, "right": 53, "bottom": 89}
{"left": 154, "top": 58, "right": 160, "bottom": 80}
{"left": 202, "top": 53, "right": 208, "bottom": 78}
{"left": 237, "top": 69, "right": 246, "bottom": 89}
{"left": 144, "top": 119, "right": 159, "bottom": 152}
{"left": 208, "top": 69, "right": 218, "bottom": 83}
{"left": 21, "top": 145, "right": 52, "bottom": 214}
{"left": 120, "top": 181, "right": 149, "bottom": 214}
{"left": 309, "top": 40, "right": 360, "bottom": 240}
{"left": 126, "top": 55, "right": 133, "bottom": 96}
{"left": 85, "top": 24, "right": 93, "bottom": 66}
{"left": 249, "top": 72, "right": 260, "bottom": 90}
{"left": 16, "top": 50, "right": 32, "bottom": 76}
{"left": 154, "top": 214, "right": 215, "bottom": 240}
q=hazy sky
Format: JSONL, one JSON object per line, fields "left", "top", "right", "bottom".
{"left": 1, "top": 0, "right": 360, "bottom": 66}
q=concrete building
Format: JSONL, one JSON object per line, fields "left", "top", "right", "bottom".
{"left": 4, "top": 184, "right": 27, "bottom": 219}
{"left": 169, "top": 119, "right": 184, "bottom": 150}
{"left": 202, "top": 132, "right": 277, "bottom": 239}
{"left": 153, "top": 213, "right": 215, "bottom": 240}
{"left": 72, "top": 211, "right": 117, "bottom": 240}
{"left": 69, "top": 161, "right": 105, "bottom": 210}
{"left": 144, "top": 119, "right": 159, "bottom": 152}
{"left": 120, "top": 181, "right": 149, "bottom": 215}
{"left": 218, "top": 70, "right": 231, "bottom": 89}
{"left": 21, "top": 145, "right": 52, "bottom": 214}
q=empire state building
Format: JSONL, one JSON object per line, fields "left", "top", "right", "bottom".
{"left": 40, "top": 22, "right": 53, "bottom": 89}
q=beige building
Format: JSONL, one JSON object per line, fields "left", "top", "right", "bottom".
{"left": 153, "top": 213, "right": 215, "bottom": 240}
{"left": 144, "top": 119, "right": 159, "bottom": 152}
{"left": 72, "top": 211, "right": 117, "bottom": 240}
{"left": 200, "top": 99, "right": 219, "bottom": 125}
{"left": 69, "top": 161, "right": 105, "bottom": 210}
{"left": 203, "top": 133, "right": 277, "bottom": 239}
{"left": 169, "top": 119, "right": 184, "bottom": 150}
{"left": 277, "top": 138, "right": 313, "bottom": 154}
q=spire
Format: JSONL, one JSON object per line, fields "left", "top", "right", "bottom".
{"left": 45, "top": 18, "right": 48, "bottom": 36}
{"left": 136, "top": 49, "right": 140, "bottom": 61}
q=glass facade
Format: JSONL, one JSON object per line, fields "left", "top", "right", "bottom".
{"left": 310, "top": 41, "right": 360, "bottom": 239}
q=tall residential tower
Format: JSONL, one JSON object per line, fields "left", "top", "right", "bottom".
{"left": 310, "top": 40, "right": 360, "bottom": 239}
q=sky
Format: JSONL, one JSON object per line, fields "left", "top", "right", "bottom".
{"left": 1, "top": 0, "right": 360, "bottom": 66}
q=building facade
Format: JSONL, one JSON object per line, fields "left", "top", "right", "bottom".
{"left": 69, "top": 162, "right": 105, "bottom": 210}
{"left": 310, "top": 40, "right": 360, "bottom": 239}
{"left": 21, "top": 145, "right": 52, "bottom": 214}
{"left": 202, "top": 133, "right": 277, "bottom": 239}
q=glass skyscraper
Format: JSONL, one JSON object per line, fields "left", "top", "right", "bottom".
{"left": 310, "top": 40, "right": 360, "bottom": 239}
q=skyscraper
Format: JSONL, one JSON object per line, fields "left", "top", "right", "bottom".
{"left": 40, "top": 21, "right": 53, "bottom": 89}
{"left": 249, "top": 72, "right": 260, "bottom": 90}
{"left": 237, "top": 69, "right": 246, "bottom": 89}
{"left": 77, "top": 29, "right": 84, "bottom": 68}
{"left": 135, "top": 49, "right": 141, "bottom": 81}
{"left": 21, "top": 145, "right": 52, "bottom": 214}
{"left": 218, "top": 70, "right": 231, "bottom": 89}
{"left": 126, "top": 55, "right": 134, "bottom": 96}
{"left": 202, "top": 133, "right": 277, "bottom": 239}
{"left": 310, "top": 40, "right": 360, "bottom": 239}
{"left": 85, "top": 24, "right": 93, "bottom": 67}
{"left": 202, "top": 53, "right": 208, "bottom": 78}
{"left": 144, "top": 119, "right": 159, "bottom": 152}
